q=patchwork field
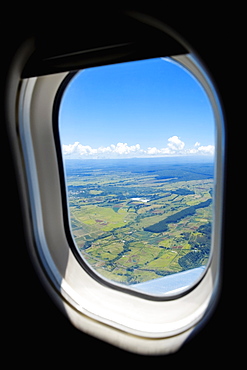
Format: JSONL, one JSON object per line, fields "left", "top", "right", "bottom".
{"left": 65, "top": 158, "right": 214, "bottom": 285}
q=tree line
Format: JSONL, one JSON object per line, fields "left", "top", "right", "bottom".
{"left": 144, "top": 199, "right": 212, "bottom": 233}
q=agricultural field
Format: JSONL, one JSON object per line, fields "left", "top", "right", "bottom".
{"left": 64, "top": 158, "right": 214, "bottom": 286}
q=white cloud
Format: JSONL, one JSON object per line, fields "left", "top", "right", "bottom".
{"left": 62, "top": 141, "right": 142, "bottom": 158}
{"left": 62, "top": 142, "right": 98, "bottom": 156}
{"left": 167, "top": 136, "right": 185, "bottom": 151}
{"left": 186, "top": 148, "right": 197, "bottom": 154}
{"left": 112, "top": 142, "right": 141, "bottom": 155}
{"left": 146, "top": 136, "right": 185, "bottom": 156}
{"left": 146, "top": 147, "right": 161, "bottom": 155}
{"left": 196, "top": 145, "right": 215, "bottom": 155}
{"left": 62, "top": 137, "right": 214, "bottom": 158}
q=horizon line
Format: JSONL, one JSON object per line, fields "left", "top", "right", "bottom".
{"left": 63, "top": 155, "right": 214, "bottom": 162}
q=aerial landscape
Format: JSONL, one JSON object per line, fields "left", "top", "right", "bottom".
{"left": 64, "top": 158, "right": 213, "bottom": 286}
{"left": 59, "top": 57, "right": 215, "bottom": 292}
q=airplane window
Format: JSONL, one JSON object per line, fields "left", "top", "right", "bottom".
{"left": 14, "top": 17, "right": 225, "bottom": 352}
{"left": 58, "top": 57, "right": 215, "bottom": 297}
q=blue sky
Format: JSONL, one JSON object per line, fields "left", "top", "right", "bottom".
{"left": 59, "top": 57, "right": 215, "bottom": 159}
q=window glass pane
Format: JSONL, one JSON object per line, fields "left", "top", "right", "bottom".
{"left": 59, "top": 57, "right": 215, "bottom": 296}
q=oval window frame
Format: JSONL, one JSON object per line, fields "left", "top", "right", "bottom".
{"left": 11, "top": 18, "right": 225, "bottom": 355}
{"left": 53, "top": 54, "right": 223, "bottom": 300}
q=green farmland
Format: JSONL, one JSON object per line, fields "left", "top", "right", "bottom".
{"left": 65, "top": 158, "right": 214, "bottom": 285}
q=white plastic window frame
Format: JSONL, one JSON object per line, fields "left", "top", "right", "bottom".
{"left": 9, "top": 43, "right": 225, "bottom": 355}
{"left": 54, "top": 57, "right": 220, "bottom": 300}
